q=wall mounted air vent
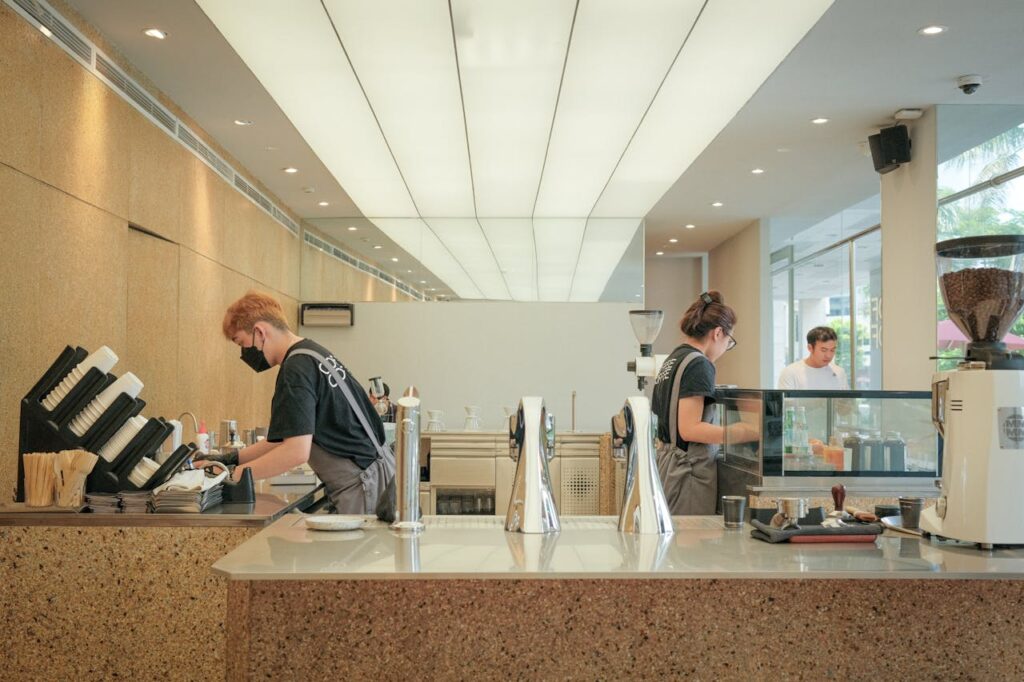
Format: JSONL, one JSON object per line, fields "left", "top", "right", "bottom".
{"left": 300, "top": 303, "right": 355, "bottom": 328}
{"left": 95, "top": 54, "right": 176, "bottom": 133}
{"left": 4, "top": 0, "right": 301, "bottom": 239}
{"left": 12, "top": 0, "right": 90, "bottom": 63}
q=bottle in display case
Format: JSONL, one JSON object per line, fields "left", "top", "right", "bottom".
{"left": 884, "top": 431, "right": 906, "bottom": 471}
{"left": 864, "top": 432, "right": 884, "bottom": 471}
{"left": 843, "top": 432, "right": 863, "bottom": 471}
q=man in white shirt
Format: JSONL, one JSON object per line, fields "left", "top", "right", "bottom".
{"left": 778, "top": 326, "right": 849, "bottom": 390}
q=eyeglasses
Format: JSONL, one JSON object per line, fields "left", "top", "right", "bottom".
{"left": 725, "top": 331, "right": 737, "bottom": 352}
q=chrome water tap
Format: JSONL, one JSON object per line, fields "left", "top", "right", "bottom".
{"left": 613, "top": 396, "right": 673, "bottom": 535}
{"left": 505, "top": 397, "right": 560, "bottom": 534}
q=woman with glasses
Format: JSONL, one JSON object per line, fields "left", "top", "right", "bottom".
{"left": 652, "top": 291, "right": 752, "bottom": 515}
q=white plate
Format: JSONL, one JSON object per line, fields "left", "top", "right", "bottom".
{"left": 305, "top": 515, "right": 366, "bottom": 532}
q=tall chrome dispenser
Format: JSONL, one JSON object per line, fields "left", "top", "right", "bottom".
{"left": 505, "top": 397, "right": 560, "bottom": 534}
{"left": 391, "top": 392, "right": 423, "bottom": 531}
{"left": 612, "top": 396, "right": 673, "bottom": 535}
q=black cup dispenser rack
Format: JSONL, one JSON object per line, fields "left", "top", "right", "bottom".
{"left": 17, "top": 346, "right": 198, "bottom": 501}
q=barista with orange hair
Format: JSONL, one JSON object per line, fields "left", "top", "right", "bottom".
{"left": 204, "top": 291, "right": 388, "bottom": 513}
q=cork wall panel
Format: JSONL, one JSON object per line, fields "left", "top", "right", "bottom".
{"left": 176, "top": 249, "right": 281, "bottom": 439}
{"left": 0, "top": 7, "right": 43, "bottom": 177}
{"left": 127, "top": 112, "right": 186, "bottom": 243}
{"left": 0, "top": 167, "right": 128, "bottom": 499}
{"left": 260, "top": 215, "right": 294, "bottom": 299}
{"left": 122, "top": 230, "right": 180, "bottom": 423}
{"left": 219, "top": 184, "right": 258, "bottom": 280}
{"left": 301, "top": 244, "right": 415, "bottom": 303}
{"left": 36, "top": 32, "right": 131, "bottom": 220}
{"left": 179, "top": 154, "right": 223, "bottom": 264}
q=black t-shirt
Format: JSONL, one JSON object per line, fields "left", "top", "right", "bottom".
{"left": 267, "top": 339, "right": 384, "bottom": 469}
{"left": 651, "top": 344, "right": 717, "bottom": 450}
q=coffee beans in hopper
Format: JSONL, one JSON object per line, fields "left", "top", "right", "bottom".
{"left": 941, "top": 267, "right": 1024, "bottom": 342}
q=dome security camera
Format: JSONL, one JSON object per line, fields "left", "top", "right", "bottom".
{"left": 957, "top": 74, "right": 983, "bottom": 95}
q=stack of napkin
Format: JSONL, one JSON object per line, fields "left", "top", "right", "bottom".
{"left": 151, "top": 469, "right": 227, "bottom": 513}
{"left": 85, "top": 492, "right": 120, "bottom": 513}
{"left": 119, "top": 490, "right": 152, "bottom": 513}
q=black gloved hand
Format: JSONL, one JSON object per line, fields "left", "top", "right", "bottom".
{"left": 201, "top": 448, "right": 240, "bottom": 467}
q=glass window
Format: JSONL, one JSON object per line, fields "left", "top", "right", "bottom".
{"left": 792, "top": 246, "right": 851, "bottom": 380}
{"left": 853, "top": 231, "right": 882, "bottom": 389}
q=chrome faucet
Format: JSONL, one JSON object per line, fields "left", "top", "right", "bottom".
{"left": 391, "top": 391, "right": 423, "bottom": 531}
{"left": 505, "top": 397, "right": 560, "bottom": 534}
{"left": 612, "top": 396, "right": 673, "bottom": 535}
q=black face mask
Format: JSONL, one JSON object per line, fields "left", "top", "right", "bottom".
{"left": 240, "top": 329, "right": 271, "bottom": 373}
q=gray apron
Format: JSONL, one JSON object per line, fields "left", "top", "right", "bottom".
{"left": 288, "top": 348, "right": 396, "bottom": 521}
{"left": 655, "top": 351, "right": 720, "bottom": 516}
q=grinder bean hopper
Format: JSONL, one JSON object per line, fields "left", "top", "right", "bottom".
{"left": 921, "top": 235, "right": 1024, "bottom": 547}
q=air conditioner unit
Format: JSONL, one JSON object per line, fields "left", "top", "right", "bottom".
{"left": 300, "top": 303, "right": 354, "bottom": 327}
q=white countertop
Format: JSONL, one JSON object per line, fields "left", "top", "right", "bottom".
{"left": 211, "top": 515, "right": 1024, "bottom": 581}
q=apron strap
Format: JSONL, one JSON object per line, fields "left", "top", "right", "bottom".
{"left": 287, "top": 348, "right": 387, "bottom": 461}
{"left": 668, "top": 350, "right": 706, "bottom": 451}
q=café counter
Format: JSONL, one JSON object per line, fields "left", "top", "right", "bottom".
{"left": 212, "top": 515, "right": 1024, "bottom": 680}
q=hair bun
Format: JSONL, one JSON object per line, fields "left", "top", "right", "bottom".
{"left": 700, "top": 290, "right": 724, "bottom": 305}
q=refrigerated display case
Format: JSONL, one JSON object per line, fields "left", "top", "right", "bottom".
{"left": 715, "top": 389, "right": 941, "bottom": 497}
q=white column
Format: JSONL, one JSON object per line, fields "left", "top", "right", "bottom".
{"left": 880, "top": 108, "right": 937, "bottom": 390}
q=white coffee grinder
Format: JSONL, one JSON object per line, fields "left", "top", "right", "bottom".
{"left": 920, "top": 235, "right": 1024, "bottom": 548}
{"left": 625, "top": 310, "right": 667, "bottom": 391}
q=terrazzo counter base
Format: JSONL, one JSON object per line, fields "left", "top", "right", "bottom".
{"left": 0, "top": 484, "right": 316, "bottom": 681}
{"left": 218, "top": 515, "right": 1024, "bottom": 680}
{"left": 1, "top": 524, "right": 255, "bottom": 681}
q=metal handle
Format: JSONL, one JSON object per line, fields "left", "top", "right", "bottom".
{"left": 931, "top": 379, "right": 948, "bottom": 439}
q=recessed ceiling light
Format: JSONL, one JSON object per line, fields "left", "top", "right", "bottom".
{"left": 143, "top": 28, "right": 167, "bottom": 40}
{"left": 711, "top": 201, "right": 723, "bottom": 207}
{"left": 685, "top": 224, "right": 695, "bottom": 229}
{"left": 811, "top": 117, "right": 829, "bottom": 125}
{"left": 407, "top": 270, "right": 412, "bottom": 274}
{"left": 918, "top": 25, "right": 947, "bottom": 36}
{"left": 669, "top": 238, "right": 678, "bottom": 243}
{"left": 776, "top": 147, "right": 791, "bottom": 153}
{"left": 282, "top": 167, "right": 298, "bottom": 174}
{"left": 264, "top": 146, "right": 278, "bottom": 151}
{"left": 373, "top": 245, "right": 382, "bottom": 250}
{"left": 420, "top": 280, "right": 427, "bottom": 284}
{"left": 39, "top": 24, "right": 52, "bottom": 37}
{"left": 390, "top": 257, "right": 399, "bottom": 262}
{"left": 751, "top": 168, "right": 765, "bottom": 174}
{"left": 233, "top": 119, "right": 253, "bottom": 126}
{"left": 302, "top": 186, "right": 315, "bottom": 194}
{"left": 655, "top": 251, "right": 664, "bottom": 256}
{"left": 318, "top": 201, "right": 330, "bottom": 207}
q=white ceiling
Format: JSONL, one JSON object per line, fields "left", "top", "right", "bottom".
{"left": 62, "top": 0, "right": 1024, "bottom": 298}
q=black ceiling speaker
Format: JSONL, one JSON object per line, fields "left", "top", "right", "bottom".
{"left": 868, "top": 124, "right": 912, "bottom": 174}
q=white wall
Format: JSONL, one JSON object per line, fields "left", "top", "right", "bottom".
{"left": 643, "top": 256, "right": 704, "bottom": 356}
{"left": 303, "top": 302, "right": 639, "bottom": 432}
{"left": 881, "top": 108, "right": 937, "bottom": 390}
{"left": 708, "top": 220, "right": 771, "bottom": 388}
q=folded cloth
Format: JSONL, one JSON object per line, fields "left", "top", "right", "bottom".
{"left": 750, "top": 518, "right": 883, "bottom": 544}
{"left": 153, "top": 468, "right": 227, "bottom": 494}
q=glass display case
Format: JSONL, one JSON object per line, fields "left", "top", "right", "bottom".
{"left": 716, "top": 389, "right": 941, "bottom": 496}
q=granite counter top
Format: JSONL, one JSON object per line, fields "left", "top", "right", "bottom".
{"left": 213, "top": 514, "right": 1024, "bottom": 580}
{"left": 0, "top": 482, "right": 319, "bottom": 527}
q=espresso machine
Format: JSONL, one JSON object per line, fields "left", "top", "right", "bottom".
{"left": 920, "top": 235, "right": 1024, "bottom": 548}
{"left": 505, "top": 397, "right": 560, "bottom": 534}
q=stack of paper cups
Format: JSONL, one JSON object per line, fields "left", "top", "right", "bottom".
{"left": 69, "top": 372, "right": 144, "bottom": 437}
{"left": 97, "top": 415, "right": 148, "bottom": 463}
{"left": 41, "top": 346, "right": 118, "bottom": 411}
